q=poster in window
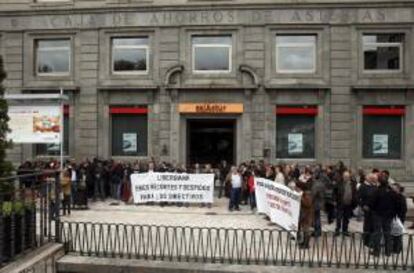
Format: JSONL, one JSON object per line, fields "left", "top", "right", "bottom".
{"left": 373, "top": 134, "right": 388, "bottom": 155}
{"left": 46, "top": 143, "right": 60, "bottom": 153}
{"left": 123, "top": 133, "right": 137, "bottom": 153}
{"left": 288, "top": 133, "right": 303, "bottom": 154}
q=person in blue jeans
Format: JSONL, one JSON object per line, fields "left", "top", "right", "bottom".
{"left": 228, "top": 167, "right": 242, "bottom": 211}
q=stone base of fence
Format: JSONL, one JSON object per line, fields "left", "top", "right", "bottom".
{"left": 0, "top": 243, "right": 64, "bottom": 273}
{"left": 57, "top": 255, "right": 407, "bottom": 273}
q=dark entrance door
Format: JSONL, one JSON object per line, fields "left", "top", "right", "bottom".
{"left": 187, "top": 119, "right": 235, "bottom": 166}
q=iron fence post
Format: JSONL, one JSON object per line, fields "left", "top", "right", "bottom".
{"left": 0, "top": 191, "right": 3, "bottom": 264}
{"left": 21, "top": 188, "right": 25, "bottom": 254}
{"left": 55, "top": 171, "right": 61, "bottom": 243}
{"left": 10, "top": 196, "right": 15, "bottom": 260}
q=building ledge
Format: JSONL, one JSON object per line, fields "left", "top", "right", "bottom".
{"left": 97, "top": 86, "right": 159, "bottom": 91}
{"left": 265, "top": 85, "right": 330, "bottom": 90}
{"left": 352, "top": 85, "right": 414, "bottom": 92}
{"left": 171, "top": 85, "right": 257, "bottom": 90}
{"left": 21, "top": 86, "right": 80, "bottom": 93}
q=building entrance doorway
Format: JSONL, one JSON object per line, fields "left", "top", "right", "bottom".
{"left": 187, "top": 119, "right": 235, "bottom": 166}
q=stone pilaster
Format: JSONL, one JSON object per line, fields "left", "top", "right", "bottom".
{"left": 329, "top": 26, "right": 353, "bottom": 166}
{"left": 76, "top": 30, "right": 99, "bottom": 160}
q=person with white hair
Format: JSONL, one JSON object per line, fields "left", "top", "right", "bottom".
{"left": 228, "top": 166, "right": 242, "bottom": 211}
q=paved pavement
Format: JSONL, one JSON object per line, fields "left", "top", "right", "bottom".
{"left": 58, "top": 256, "right": 411, "bottom": 273}
{"left": 61, "top": 197, "right": 414, "bottom": 234}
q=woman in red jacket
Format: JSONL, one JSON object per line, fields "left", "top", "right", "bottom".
{"left": 247, "top": 170, "right": 256, "bottom": 211}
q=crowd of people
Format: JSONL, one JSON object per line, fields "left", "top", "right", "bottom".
{"left": 16, "top": 158, "right": 413, "bottom": 253}
{"left": 227, "top": 161, "right": 410, "bottom": 252}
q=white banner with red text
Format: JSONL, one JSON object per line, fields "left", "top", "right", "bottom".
{"left": 255, "top": 177, "right": 302, "bottom": 232}
{"left": 131, "top": 172, "right": 214, "bottom": 203}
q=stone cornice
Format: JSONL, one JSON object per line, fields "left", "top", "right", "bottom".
{"left": 2, "top": 1, "right": 414, "bottom": 16}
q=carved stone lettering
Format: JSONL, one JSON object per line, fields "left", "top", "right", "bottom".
{"left": 251, "top": 11, "right": 262, "bottom": 23}
{"left": 359, "top": 9, "right": 387, "bottom": 22}
{"left": 291, "top": 11, "right": 302, "bottom": 21}
{"left": 188, "top": 12, "right": 197, "bottom": 24}
{"left": 213, "top": 11, "right": 223, "bottom": 23}
{"left": 163, "top": 12, "right": 173, "bottom": 25}
{"left": 64, "top": 16, "right": 72, "bottom": 27}
{"left": 305, "top": 11, "right": 314, "bottom": 22}
{"left": 50, "top": 16, "right": 61, "bottom": 28}
{"left": 175, "top": 13, "right": 186, "bottom": 24}
{"left": 339, "top": 10, "right": 350, "bottom": 23}
{"left": 0, "top": 8, "right": 401, "bottom": 31}
{"left": 200, "top": 11, "right": 210, "bottom": 24}
{"left": 11, "top": 18, "right": 18, "bottom": 27}
{"left": 377, "top": 10, "right": 386, "bottom": 21}
{"left": 362, "top": 10, "right": 374, "bottom": 22}
{"left": 320, "top": 10, "right": 334, "bottom": 23}
{"left": 87, "top": 15, "right": 97, "bottom": 27}
{"left": 227, "top": 11, "right": 235, "bottom": 23}
{"left": 149, "top": 13, "right": 159, "bottom": 24}
{"left": 113, "top": 13, "right": 123, "bottom": 26}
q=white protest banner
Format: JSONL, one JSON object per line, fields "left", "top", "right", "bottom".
{"left": 7, "top": 105, "right": 61, "bottom": 143}
{"left": 131, "top": 172, "right": 214, "bottom": 203}
{"left": 255, "top": 177, "right": 302, "bottom": 232}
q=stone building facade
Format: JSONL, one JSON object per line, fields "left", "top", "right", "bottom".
{"left": 1, "top": 0, "right": 414, "bottom": 181}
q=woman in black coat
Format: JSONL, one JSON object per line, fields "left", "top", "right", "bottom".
{"left": 391, "top": 183, "right": 407, "bottom": 254}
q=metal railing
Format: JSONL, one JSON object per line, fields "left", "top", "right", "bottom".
{"left": 60, "top": 221, "right": 414, "bottom": 270}
{"left": 0, "top": 170, "right": 61, "bottom": 265}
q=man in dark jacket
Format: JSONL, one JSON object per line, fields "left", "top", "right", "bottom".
{"left": 369, "top": 173, "right": 399, "bottom": 256}
{"left": 93, "top": 160, "right": 106, "bottom": 201}
{"left": 357, "top": 173, "right": 378, "bottom": 247}
{"left": 334, "top": 170, "right": 357, "bottom": 236}
{"left": 325, "top": 166, "right": 336, "bottom": 224}
{"left": 218, "top": 160, "right": 230, "bottom": 198}
{"left": 312, "top": 168, "right": 327, "bottom": 237}
{"left": 18, "top": 161, "right": 34, "bottom": 188}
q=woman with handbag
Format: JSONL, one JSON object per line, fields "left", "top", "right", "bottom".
{"left": 391, "top": 183, "right": 407, "bottom": 254}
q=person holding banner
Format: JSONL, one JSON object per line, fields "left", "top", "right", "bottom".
{"left": 201, "top": 164, "right": 214, "bottom": 208}
{"left": 274, "top": 165, "right": 285, "bottom": 185}
{"left": 228, "top": 166, "right": 242, "bottom": 211}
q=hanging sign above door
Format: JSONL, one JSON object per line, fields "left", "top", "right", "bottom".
{"left": 178, "top": 103, "right": 243, "bottom": 114}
